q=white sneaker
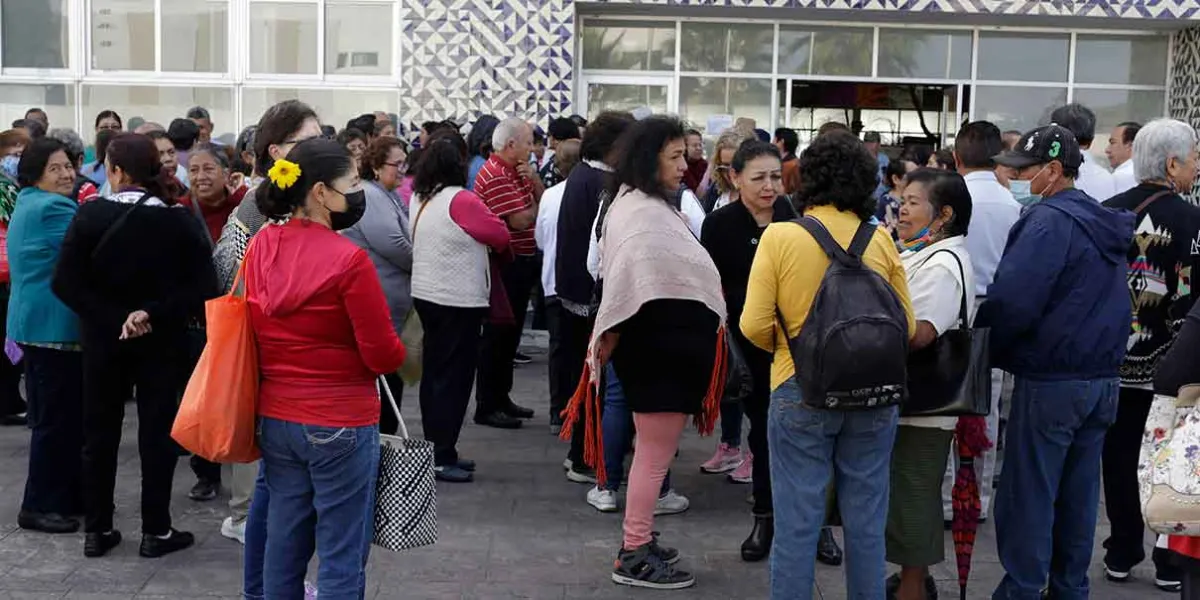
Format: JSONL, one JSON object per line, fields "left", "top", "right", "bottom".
{"left": 587, "top": 486, "right": 619, "bottom": 512}
{"left": 654, "top": 489, "right": 690, "bottom": 516}
{"left": 220, "top": 516, "right": 246, "bottom": 545}
{"left": 562, "top": 457, "right": 573, "bottom": 471}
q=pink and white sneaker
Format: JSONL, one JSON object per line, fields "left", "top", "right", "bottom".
{"left": 700, "top": 443, "right": 743, "bottom": 474}
{"left": 728, "top": 450, "right": 753, "bottom": 483}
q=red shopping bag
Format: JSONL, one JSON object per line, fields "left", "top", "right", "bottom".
{"left": 171, "top": 261, "right": 259, "bottom": 463}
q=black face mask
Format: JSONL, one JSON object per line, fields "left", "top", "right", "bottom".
{"left": 328, "top": 188, "right": 366, "bottom": 231}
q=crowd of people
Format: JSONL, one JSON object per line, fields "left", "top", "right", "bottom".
{"left": 1, "top": 97, "right": 1199, "bottom": 600}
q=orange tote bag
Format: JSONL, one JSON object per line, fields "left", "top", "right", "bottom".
{"left": 171, "top": 256, "right": 260, "bottom": 463}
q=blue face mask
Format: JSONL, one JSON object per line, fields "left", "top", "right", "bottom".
{"left": 1008, "top": 179, "right": 1040, "bottom": 206}
{"left": 0, "top": 155, "right": 18, "bottom": 181}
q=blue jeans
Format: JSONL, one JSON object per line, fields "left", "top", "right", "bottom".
{"left": 601, "top": 363, "right": 670, "bottom": 495}
{"left": 992, "top": 377, "right": 1118, "bottom": 600}
{"left": 243, "top": 462, "right": 269, "bottom": 600}
{"left": 768, "top": 378, "right": 898, "bottom": 600}
{"left": 258, "top": 417, "right": 379, "bottom": 600}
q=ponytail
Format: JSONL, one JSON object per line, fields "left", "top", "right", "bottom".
{"left": 105, "top": 132, "right": 184, "bottom": 204}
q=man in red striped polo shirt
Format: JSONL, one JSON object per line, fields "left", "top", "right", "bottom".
{"left": 473, "top": 117, "right": 545, "bottom": 429}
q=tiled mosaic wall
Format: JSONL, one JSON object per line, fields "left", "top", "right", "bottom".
{"left": 397, "top": 0, "right": 1200, "bottom": 126}
{"left": 398, "top": 0, "right": 576, "bottom": 127}
{"left": 1169, "top": 26, "right": 1200, "bottom": 202}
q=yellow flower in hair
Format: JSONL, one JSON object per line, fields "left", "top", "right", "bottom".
{"left": 268, "top": 159, "right": 301, "bottom": 190}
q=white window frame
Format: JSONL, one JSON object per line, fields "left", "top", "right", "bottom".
{"left": 0, "top": 0, "right": 76, "bottom": 77}
{"left": 578, "top": 15, "right": 1173, "bottom": 133}
{"left": 83, "top": 0, "right": 234, "bottom": 80}
{"left": 243, "top": 0, "right": 400, "bottom": 86}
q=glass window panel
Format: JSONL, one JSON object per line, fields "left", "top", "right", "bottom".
{"left": 326, "top": 3, "right": 392, "bottom": 76}
{"left": 778, "top": 28, "right": 812, "bottom": 75}
{"left": 242, "top": 88, "right": 398, "bottom": 130}
{"left": 1075, "top": 35, "right": 1169, "bottom": 86}
{"left": 585, "top": 83, "right": 668, "bottom": 120}
{"left": 0, "top": 83, "right": 73, "bottom": 132}
{"left": 91, "top": 0, "right": 155, "bottom": 71}
{"left": 812, "top": 28, "right": 873, "bottom": 77}
{"left": 680, "top": 23, "right": 773, "bottom": 73}
{"left": 974, "top": 85, "right": 1067, "bottom": 133}
{"left": 1, "top": 0, "right": 68, "bottom": 69}
{"left": 977, "top": 32, "right": 1069, "bottom": 83}
{"left": 249, "top": 2, "right": 318, "bottom": 75}
{"left": 162, "top": 0, "right": 228, "bottom": 72}
{"left": 581, "top": 20, "right": 674, "bottom": 71}
{"left": 1072, "top": 88, "right": 1166, "bottom": 139}
{"left": 680, "top": 77, "right": 772, "bottom": 135}
{"left": 82, "top": 85, "right": 234, "bottom": 144}
{"left": 877, "top": 29, "right": 971, "bottom": 80}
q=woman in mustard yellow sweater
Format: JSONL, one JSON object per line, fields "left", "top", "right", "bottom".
{"left": 740, "top": 131, "right": 915, "bottom": 600}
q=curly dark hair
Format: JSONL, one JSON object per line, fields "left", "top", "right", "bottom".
{"left": 613, "top": 115, "right": 686, "bottom": 201}
{"left": 796, "top": 131, "right": 877, "bottom": 221}
{"left": 360, "top": 136, "right": 406, "bottom": 181}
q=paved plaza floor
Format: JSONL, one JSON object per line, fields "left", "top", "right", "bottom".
{"left": 0, "top": 341, "right": 1174, "bottom": 599}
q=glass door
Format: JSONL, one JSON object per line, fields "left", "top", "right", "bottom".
{"left": 579, "top": 74, "right": 675, "bottom": 120}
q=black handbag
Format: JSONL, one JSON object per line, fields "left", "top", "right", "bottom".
{"left": 902, "top": 249, "right": 991, "bottom": 417}
{"left": 722, "top": 331, "right": 754, "bottom": 406}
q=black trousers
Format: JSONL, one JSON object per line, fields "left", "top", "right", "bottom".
{"left": 475, "top": 255, "right": 539, "bottom": 418}
{"left": 1102, "top": 386, "right": 1174, "bottom": 574}
{"left": 21, "top": 346, "right": 84, "bottom": 515}
{"left": 380, "top": 371, "right": 404, "bottom": 436}
{"left": 82, "top": 330, "right": 185, "bottom": 535}
{"left": 733, "top": 328, "right": 774, "bottom": 516}
{"left": 559, "top": 310, "right": 594, "bottom": 464}
{"left": 0, "top": 287, "right": 25, "bottom": 417}
{"left": 545, "top": 297, "right": 572, "bottom": 419}
{"left": 415, "top": 299, "right": 485, "bottom": 467}
{"left": 1186, "top": 566, "right": 1200, "bottom": 600}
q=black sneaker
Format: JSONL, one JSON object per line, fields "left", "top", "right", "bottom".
{"left": 649, "top": 531, "right": 679, "bottom": 565}
{"left": 513, "top": 352, "right": 533, "bottom": 365}
{"left": 611, "top": 545, "right": 694, "bottom": 590}
{"left": 139, "top": 529, "right": 195, "bottom": 558}
{"left": 817, "top": 526, "right": 843, "bottom": 566}
{"left": 18, "top": 510, "right": 79, "bottom": 534}
{"left": 502, "top": 402, "right": 535, "bottom": 419}
{"left": 84, "top": 530, "right": 122, "bottom": 558}
{"left": 474, "top": 412, "right": 522, "bottom": 429}
{"left": 188, "top": 479, "right": 219, "bottom": 501}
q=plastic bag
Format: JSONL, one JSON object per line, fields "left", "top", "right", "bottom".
{"left": 171, "top": 262, "right": 260, "bottom": 463}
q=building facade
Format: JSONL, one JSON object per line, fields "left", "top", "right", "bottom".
{"left": 0, "top": 0, "right": 1195, "bottom": 145}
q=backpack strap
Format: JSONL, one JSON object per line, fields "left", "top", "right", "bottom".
{"left": 795, "top": 216, "right": 856, "bottom": 267}
{"left": 847, "top": 221, "right": 878, "bottom": 259}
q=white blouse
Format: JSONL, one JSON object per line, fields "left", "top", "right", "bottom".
{"left": 899, "top": 235, "right": 976, "bottom": 430}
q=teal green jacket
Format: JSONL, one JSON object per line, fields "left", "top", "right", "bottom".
{"left": 7, "top": 187, "right": 80, "bottom": 344}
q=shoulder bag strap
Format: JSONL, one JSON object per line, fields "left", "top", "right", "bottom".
{"left": 92, "top": 191, "right": 152, "bottom": 260}
{"left": 1134, "top": 189, "right": 1173, "bottom": 215}
{"left": 410, "top": 189, "right": 437, "bottom": 245}
{"left": 922, "top": 248, "right": 970, "bottom": 331}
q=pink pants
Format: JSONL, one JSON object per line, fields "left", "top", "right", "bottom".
{"left": 623, "top": 412, "right": 688, "bottom": 549}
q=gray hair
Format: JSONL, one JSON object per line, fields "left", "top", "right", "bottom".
{"left": 491, "top": 117, "right": 530, "bottom": 152}
{"left": 1133, "top": 118, "right": 1198, "bottom": 183}
{"left": 45, "top": 127, "right": 85, "bottom": 163}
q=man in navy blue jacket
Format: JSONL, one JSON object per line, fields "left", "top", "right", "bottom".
{"left": 978, "top": 124, "right": 1135, "bottom": 600}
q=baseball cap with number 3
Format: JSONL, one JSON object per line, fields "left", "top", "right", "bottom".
{"left": 993, "top": 124, "right": 1084, "bottom": 172}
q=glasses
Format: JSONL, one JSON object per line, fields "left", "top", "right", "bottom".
{"left": 282, "top": 134, "right": 320, "bottom": 146}
{"left": 383, "top": 161, "right": 407, "bottom": 174}
{"left": 715, "top": 165, "right": 731, "bottom": 172}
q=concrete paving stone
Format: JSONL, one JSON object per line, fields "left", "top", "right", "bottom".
{"left": 0, "top": 345, "right": 1183, "bottom": 599}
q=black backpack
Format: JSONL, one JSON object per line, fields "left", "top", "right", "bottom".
{"left": 777, "top": 216, "right": 909, "bottom": 410}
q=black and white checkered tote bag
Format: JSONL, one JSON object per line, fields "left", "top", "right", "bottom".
{"left": 372, "top": 377, "right": 437, "bottom": 552}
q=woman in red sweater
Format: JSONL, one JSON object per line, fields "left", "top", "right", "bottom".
{"left": 245, "top": 137, "right": 405, "bottom": 600}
